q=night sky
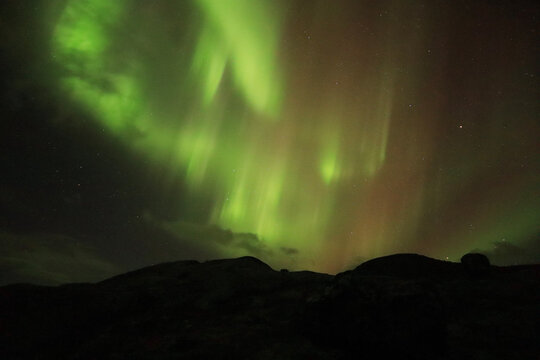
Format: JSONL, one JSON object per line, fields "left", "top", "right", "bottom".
{"left": 1, "top": 0, "right": 538, "bottom": 285}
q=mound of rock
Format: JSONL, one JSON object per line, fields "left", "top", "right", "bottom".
{"left": 460, "top": 253, "right": 491, "bottom": 277}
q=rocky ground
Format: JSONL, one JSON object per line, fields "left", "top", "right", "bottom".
{"left": 1, "top": 254, "right": 539, "bottom": 359}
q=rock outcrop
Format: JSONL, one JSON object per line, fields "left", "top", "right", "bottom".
{"left": 461, "top": 252, "right": 491, "bottom": 277}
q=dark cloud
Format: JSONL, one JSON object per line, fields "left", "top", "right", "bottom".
{"left": 473, "top": 237, "right": 540, "bottom": 266}
{"left": 280, "top": 246, "right": 299, "bottom": 256}
{"left": 147, "top": 215, "right": 272, "bottom": 261}
{"left": 0, "top": 232, "right": 119, "bottom": 285}
{"left": 233, "top": 233, "right": 272, "bottom": 259}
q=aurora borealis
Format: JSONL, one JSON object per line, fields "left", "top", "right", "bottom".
{"left": 1, "top": 0, "right": 538, "bottom": 284}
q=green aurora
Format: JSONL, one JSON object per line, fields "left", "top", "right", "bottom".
{"left": 48, "top": 0, "right": 538, "bottom": 272}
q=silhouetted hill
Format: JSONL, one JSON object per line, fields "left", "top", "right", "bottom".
{"left": 1, "top": 254, "right": 539, "bottom": 359}
{"left": 352, "top": 253, "right": 463, "bottom": 278}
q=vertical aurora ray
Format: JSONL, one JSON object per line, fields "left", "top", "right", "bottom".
{"left": 193, "top": 0, "right": 284, "bottom": 117}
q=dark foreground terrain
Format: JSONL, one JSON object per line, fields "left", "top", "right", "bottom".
{"left": 1, "top": 254, "right": 539, "bottom": 359}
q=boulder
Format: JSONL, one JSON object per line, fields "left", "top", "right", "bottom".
{"left": 461, "top": 253, "right": 491, "bottom": 277}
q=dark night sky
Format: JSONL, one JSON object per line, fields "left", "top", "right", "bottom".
{"left": 1, "top": 0, "right": 538, "bottom": 285}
